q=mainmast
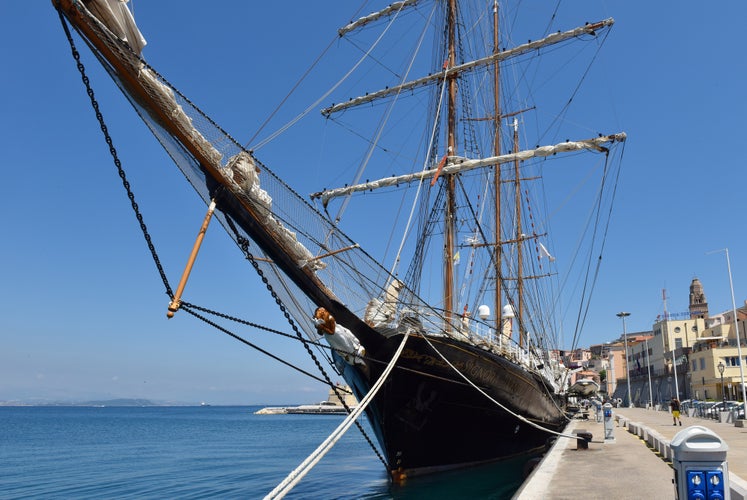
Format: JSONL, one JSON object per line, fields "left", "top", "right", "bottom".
{"left": 444, "top": 0, "right": 458, "bottom": 329}
{"left": 492, "top": 0, "right": 502, "bottom": 336}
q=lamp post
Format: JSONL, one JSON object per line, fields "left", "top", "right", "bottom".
{"left": 617, "top": 311, "right": 632, "bottom": 407}
{"left": 645, "top": 337, "right": 654, "bottom": 408}
{"left": 718, "top": 361, "right": 726, "bottom": 406}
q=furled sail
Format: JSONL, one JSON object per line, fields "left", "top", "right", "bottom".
{"left": 338, "top": 0, "right": 420, "bottom": 36}
{"left": 312, "top": 133, "right": 626, "bottom": 205}
{"left": 82, "top": 0, "right": 146, "bottom": 54}
{"left": 323, "top": 18, "right": 614, "bottom": 116}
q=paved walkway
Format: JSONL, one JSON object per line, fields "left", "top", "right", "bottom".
{"left": 514, "top": 407, "right": 747, "bottom": 499}
{"left": 616, "top": 407, "right": 747, "bottom": 480}
{"left": 514, "top": 414, "right": 674, "bottom": 499}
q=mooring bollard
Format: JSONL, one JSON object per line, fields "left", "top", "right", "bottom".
{"left": 574, "top": 429, "right": 592, "bottom": 450}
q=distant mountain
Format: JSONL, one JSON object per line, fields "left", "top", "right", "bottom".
{"left": 0, "top": 398, "right": 198, "bottom": 407}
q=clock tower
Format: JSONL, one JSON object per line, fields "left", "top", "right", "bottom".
{"left": 688, "top": 277, "right": 709, "bottom": 319}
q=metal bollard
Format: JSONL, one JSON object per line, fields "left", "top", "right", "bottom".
{"left": 603, "top": 403, "right": 614, "bottom": 441}
{"left": 574, "top": 429, "right": 592, "bottom": 450}
{"left": 670, "top": 426, "right": 729, "bottom": 500}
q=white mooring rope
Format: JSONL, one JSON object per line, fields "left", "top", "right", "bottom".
{"left": 264, "top": 332, "right": 410, "bottom": 499}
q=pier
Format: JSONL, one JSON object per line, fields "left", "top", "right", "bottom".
{"left": 515, "top": 407, "right": 747, "bottom": 499}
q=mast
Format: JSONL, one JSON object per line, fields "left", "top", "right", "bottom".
{"left": 492, "top": 0, "right": 502, "bottom": 335}
{"left": 444, "top": 0, "right": 457, "bottom": 329}
{"left": 513, "top": 119, "right": 524, "bottom": 347}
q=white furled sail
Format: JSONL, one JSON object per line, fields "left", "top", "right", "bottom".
{"left": 84, "top": 0, "right": 146, "bottom": 54}
{"left": 312, "top": 133, "right": 626, "bottom": 205}
{"left": 338, "top": 0, "right": 420, "bottom": 36}
{"left": 323, "top": 18, "right": 614, "bottom": 116}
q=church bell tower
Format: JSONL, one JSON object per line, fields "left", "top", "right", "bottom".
{"left": 689, "top": 277, "right": 709, "bottom": 319}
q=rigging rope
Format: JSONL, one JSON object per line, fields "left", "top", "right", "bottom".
{"left": 265, "top": 332, "right": 410, "bottom": 500}
{"left": 251, "top": 1, "right": 407, "bottom": 152}
{"left": 331, "top": 1, "right": 438, "bottom": 226}
{"left": 222, "top": 216, "right": 388, "bottom": 469}
{"left": 389, "top": 56, "right": 449, "bottom": 278}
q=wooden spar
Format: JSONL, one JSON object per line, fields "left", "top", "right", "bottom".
{"left": 492, "top": 0, "right": 502, "bottom": 336}
{"left": 304, "top": 244, "right": 360, "bottom": 267}
{"left": 167, "top": 199, "right": 217, "bottom": 318}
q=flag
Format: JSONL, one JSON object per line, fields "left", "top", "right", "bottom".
{"left": 453, "top": 251, "right": 460, "bottom": 265}
{"left": 538, "top": 242, "right": 555, "bottom": 262}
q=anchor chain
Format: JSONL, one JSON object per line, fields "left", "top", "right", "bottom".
{"left": 57, "top": 7, "right": 173, "bottom": 300}
{"left": 223, "top": 216, "right": 388, "bottom": 469}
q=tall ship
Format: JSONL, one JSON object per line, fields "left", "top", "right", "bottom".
{"left": 53, "top": 0, "right": 625, "bottom": 480}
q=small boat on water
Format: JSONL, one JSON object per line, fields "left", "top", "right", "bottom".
{"left": 53, "top": 0, "right": 625, "bottom": 480}
{"left": 286, "top": 401, "right": 348, "bottom": 415}
{"left": 255, "top": 384, "right": 357, "bottom": 415}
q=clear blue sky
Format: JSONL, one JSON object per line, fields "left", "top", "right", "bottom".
{"left": 1, "top": 1, "right": 745, "bottom": 405}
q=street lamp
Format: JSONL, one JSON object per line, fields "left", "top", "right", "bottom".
{"left": 718, "top": 361, "right": 726, "bottom": 406}
{"left": 617, "top": 311, "right": 632, "bottom": 407}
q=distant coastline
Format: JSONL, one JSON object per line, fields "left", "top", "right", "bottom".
{"left": 0, "top": 398, "right": 202, "bottom": 407}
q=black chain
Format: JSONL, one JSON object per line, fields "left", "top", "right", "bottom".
{"left": 224, "top": 216, "right": 388, "bottom": 468}
{"left": 57, "top": 8, "right": 174, "bottom": 300}
{"left": 57, "top": 7, "right": 387, "bottom": 470}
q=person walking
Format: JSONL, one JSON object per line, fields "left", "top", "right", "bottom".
{"left": 670, "top": 397, "right": 682, "bottom": 426}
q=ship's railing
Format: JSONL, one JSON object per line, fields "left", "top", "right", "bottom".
{"left": 411, "top": 307, "right": 548, "bottom": 369}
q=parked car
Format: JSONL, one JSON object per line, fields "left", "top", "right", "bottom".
{"left": 679, "top": 399, "right": 692, "bottom": 413}
{"left": 734, "top": 402, "right": 745, "bottom": 419}
{"left": 694, "top": 401, "right": 717, "bottom": 418}
{"left": 705, "top": 400, "right": 739, "bottom": 419}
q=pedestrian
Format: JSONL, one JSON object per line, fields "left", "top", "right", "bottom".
{"left": 670, "top": 397, "right": 682, "bottom": 426}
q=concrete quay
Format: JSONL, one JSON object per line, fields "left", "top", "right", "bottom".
{"left": 514, "top": 407, "right": 747, "bottom": 499}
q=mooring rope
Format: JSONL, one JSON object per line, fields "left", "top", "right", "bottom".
{"left": 421, "top": 335, "right": 580, "bottom": 441}
{"left": 264, "top": 331, "right": 410, "bottom": 500}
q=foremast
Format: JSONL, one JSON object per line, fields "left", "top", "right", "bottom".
{"left": 444, "top": 0, "right": 457, "bottom": 331}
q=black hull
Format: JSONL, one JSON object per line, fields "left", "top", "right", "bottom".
{"left": 340, "top": 333, "right": 567, "bottom": 476}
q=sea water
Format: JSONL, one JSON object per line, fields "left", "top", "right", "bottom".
{"left": 0, "top": 406, "right": 526, "bottom": 499}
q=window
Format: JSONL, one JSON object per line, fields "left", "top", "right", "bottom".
{"left": 675, "top": 338, "right": 683, "bottom": 349}
{"left": 699, "top": 358, "right": 706, "bottom": 370}
{"left": 692, "top": 360, "right": 697, "bottom": 371}
{"left": 674, "top": 327, "right": 682, "bottom": 333}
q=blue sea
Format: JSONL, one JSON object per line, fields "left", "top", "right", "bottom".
{"left": 0, "top": 406, "right": 527, "bottom": 499}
